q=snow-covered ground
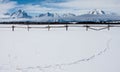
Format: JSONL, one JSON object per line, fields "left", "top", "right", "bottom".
{"left": 0, "top": 28, "right": 120, "bottom": 72}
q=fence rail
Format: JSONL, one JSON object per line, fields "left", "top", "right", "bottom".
{"left": 0, "top": 23, "right": 120, "bottom": 31}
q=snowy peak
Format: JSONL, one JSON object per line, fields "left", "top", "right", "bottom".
{"left": 77, "top": 9, "right": 120, "bottom": 22}
{"left": 88, "top": 9, "right": 106, "bottom": 15}
{"left": 38, "top": 12, "right": 61, "bottom": 17}
{"left": 11, "top": 9, "right": 31, "bottom": 18}
{"left": 62, "top": 13, "right": 76, "bottom": 17}
{"left": 46, "top": 12, "right": 54, "bottom": 17}
{"left": 38, "top": 12, "right": 76, "bottom": 18}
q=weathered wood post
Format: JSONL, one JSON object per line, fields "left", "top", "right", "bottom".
{"left": 48, "top": 24, "right": 50, "bottom": 31}
{"left": 12, "top": 25, "right": 15, "bottom": 31}
{"left": 65, "top": 24, "right": 68, "bottom": 31}
{"left": 27, "top": 25, "right": 30, "bottom": 31}
{"left": 86, "top": 24, "right": 89, "bottom": 31}
{"left": 108, "top": 24, "right": 110, "bottom": 30}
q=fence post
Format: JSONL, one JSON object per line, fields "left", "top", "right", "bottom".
{"left": 66, "top": 24, "right": 68, "bottom": 31}
{"left": 27, "top": 25, "right": 30, "bottom": 31}
{"left": 86, "top": 24, "right": 89, "bottom": 31}
{"left": 12, "top": 25, "right": 14, "bottom": 31}
{"left": 108, "top": 24, "right": 110, "bottom": 30}
{"left": 48, "top": 25, "right": 50, "bottom": 31}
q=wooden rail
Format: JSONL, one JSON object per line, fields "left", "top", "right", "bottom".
{"left": 0, "top": 23, "right": 120, "bottom": 31}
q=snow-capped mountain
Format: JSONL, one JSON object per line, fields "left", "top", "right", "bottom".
{"left": 37, "top": 12, "right": 75, "bottom": 18}
{"left": 10, "top": 10, "right": 31, "bottom": 18}
{"left": 33, "top": 12, "right": 76, "bottom": 22}
{"left": 31, "top": 9, "right": 120, "bottom": 22}
{"left": 88, "top": 9, "right": 106, "bottom": 15}
{"left": 38, "top": 12, "right": 59, "bottom": 17}
{"left": 62, "top": 13, "right": 76, "bottom": 17}
{"left": 0, "top": 9, "right": 120, "bottom": 23}
{"left": 71, "top": 9, "right": 120, "bottom": 22}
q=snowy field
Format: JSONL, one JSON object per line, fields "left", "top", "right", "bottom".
{"left": 0, "top": 27, "right": 120, "bottom": 72}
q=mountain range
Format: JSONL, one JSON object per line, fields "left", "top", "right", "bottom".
{"left": 10, "top": 10, "right": 31, "bottom": 18}
{"left": 0, "top": 9, "right": 120, "bottom": 23}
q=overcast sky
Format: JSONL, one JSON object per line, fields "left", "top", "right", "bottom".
{"left": 0, "top": 0, "right": 120, "bottom": 14}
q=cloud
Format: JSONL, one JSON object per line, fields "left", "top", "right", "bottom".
{"left": 47, "top": 0, "right": 120, "bottom": 13}
{"left": 17, "top": 4, "right": 85, "bottom": 15}
{"left": 0, "top": 0, "right": 16, "bottom": 17}
{"left": 52, "top": 0, "right": 115, "bottom": 8}
{"left": 16, "top": 4, "right": 54, "bottom": 14}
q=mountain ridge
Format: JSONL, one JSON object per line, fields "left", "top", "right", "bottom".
{"left": 0, "top": 9, "right": 120, "bottom": 22}
{"left": 10, "top": 9, "right": 32, "bottom": 18}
